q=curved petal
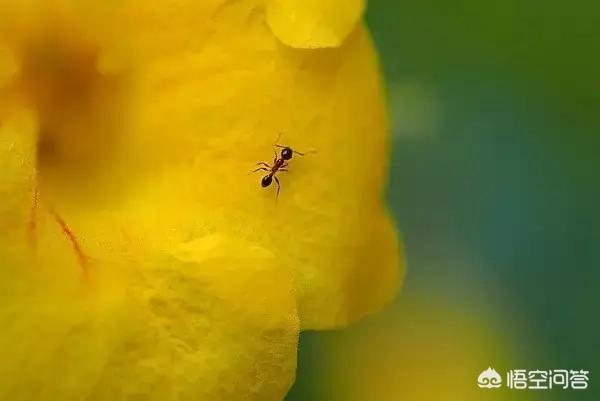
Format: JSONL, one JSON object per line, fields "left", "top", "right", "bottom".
{"left": 0, "top": 0, "right": 400, "bottom": 333}
{"left": 0, "top": 235, "right": 299, "bottom": 401}
{"left": 266, "top": 0, "right": 366, "bottom": 48}
{"left": 0, "top": 44, "right": 18, "bottom": 88}
{"left": 121, "top": 25, "right": 401, "bottom": 329}
{"left": 335, "top": 212, "right": 405, "bottom": 327}
{"left": 0, "top": 107, "right": 37, "bottom": 249}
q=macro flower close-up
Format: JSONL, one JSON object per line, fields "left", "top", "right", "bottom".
{"left": 0, "top": 1, "right": 403, "bottom": 400}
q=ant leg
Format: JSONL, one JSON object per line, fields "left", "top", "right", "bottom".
{"left": 252, "top": 167, "right": 269, "bottom": 173}
{"left": 274, "top": 176, "right": 281, "bottom": 199}
{"left": 275, "top": 132, "right": 290, "bottom": 149}
{"left": 256, "top": 162, "right": 270, "bottom": 168}
{"left": 279, "top": 168, "right": 288, "bottom": 172}
{"left": 273, "top": 150, "right": 278, "bottom": 164}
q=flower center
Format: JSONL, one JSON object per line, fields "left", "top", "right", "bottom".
{"left": 15, "top": 28, "right": 129, "bottom": 203}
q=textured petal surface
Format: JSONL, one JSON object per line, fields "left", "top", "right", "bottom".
{"left": 117, "top": 22, "right": 403, "bottom": 329}
{"left": 0, "top": 0, "right": 400, "bottom": 330}
{"left": 0, "top": 107, "right": 36, "bottom": 247}
{"left": 0, "top": 235, "right": 299, "bottom": 401}
{"left": 0, "top": 5, "right": 400, "bottom": 400}
{"left": 266, "top": 0, "right": 366, "bottom": 48}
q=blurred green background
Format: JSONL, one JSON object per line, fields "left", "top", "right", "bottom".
{"left": 287, "top": 1, "right": 599, "bottom": 400}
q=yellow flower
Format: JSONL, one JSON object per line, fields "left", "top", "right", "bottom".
{"left": 0, "top": 1, "right": 403, "bottom": 400}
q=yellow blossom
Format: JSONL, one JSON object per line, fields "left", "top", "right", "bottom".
{"left": 0, "top": 0, "right": 403, "bottom": 400}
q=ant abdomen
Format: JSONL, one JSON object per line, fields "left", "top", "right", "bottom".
{"left": 261, "top": 175, "right": 273, "bottom": 188}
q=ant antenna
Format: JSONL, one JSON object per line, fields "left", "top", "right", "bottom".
{"left": 292, "top": 149, "right": 317, "bottom": 156}
{"left": 274, "top": 132, "right": 317, "bottom": 156}
{"left": 274, "top": 132, "right": 283, "bottom": 145}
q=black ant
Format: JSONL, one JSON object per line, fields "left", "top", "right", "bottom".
{"left": 252, "top": 136, "right": 314, "bottom": 199}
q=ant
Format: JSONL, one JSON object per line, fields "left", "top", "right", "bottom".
{"left": 252, "top": 135, "right": 314, "bottom": 199}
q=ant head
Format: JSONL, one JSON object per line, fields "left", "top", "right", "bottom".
{"left": 281, "top": 147, "right": 293, "bottom": 160}
{"left": 261, "top": 175, "right": 273, "bottom": 188}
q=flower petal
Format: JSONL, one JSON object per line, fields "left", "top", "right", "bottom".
{"left": 266, "top": 0, "right": 366, "bottom": 48}
{"left": 0, "top": 107, "right": 37, "bottom": 248}
{"left": 81, "top": 20, "right": 398, "bottom": 329}
{"left": 127, "top": 25, "right": 400, "bottom": 329}
{"left": 1, "top": 0, "right": 400, "bottom": 334}
{"left": 330, "top": 212, "right": 405, "bottom": 327}
{"left": 0, "top": 234, "right": 299, "bottom": 401}
{"left": 0, "top": 44, "right": 18, "bottom": 89}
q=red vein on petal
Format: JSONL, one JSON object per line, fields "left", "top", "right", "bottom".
{"left": 50, "top": 209, "right": 88, "bottom": 275}
{"left": 27, "top": 187, "right": 38, "bottom": 248}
